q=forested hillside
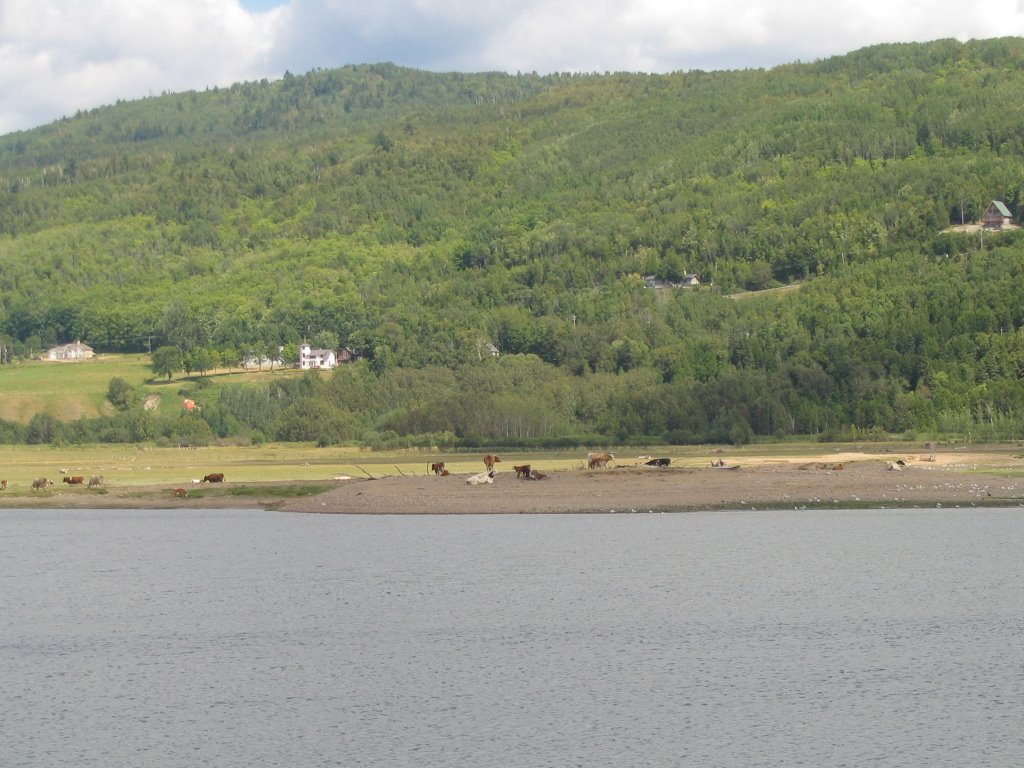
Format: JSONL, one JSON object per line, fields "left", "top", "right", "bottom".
{"left": 3, "top": 39, "right": 1024, "bottom": 447}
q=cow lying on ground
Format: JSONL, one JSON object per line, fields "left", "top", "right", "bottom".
{"left": 797, "top": 462, "right": 845, "bottom": 471}
{"left": 202, "top": 473, "right": 224, "bottom": 483}
{"left": 466, "top": 469, "right": 497, "bottom": 485}
{"left": 644, "top": 457, "right": 671, "bottom": 467}
{"left": 587, "top": 452, "right": 614, "bottom": 469}
{"left": 31, "top": 478, "right": 53, "bottom": 491}
{"left": 430, "top": 462, "right": 446, "bottom": 475}
{"left": 483, "top": 454, "right": 501, "bottom": 471}
{"left": 514, "top": 464, "right": 531, "bottom": 479}
{"left": 63, "top": 476, "right": 85, "bottom": 485}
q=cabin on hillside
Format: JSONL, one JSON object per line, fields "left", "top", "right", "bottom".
{"left": 45, "top": 340, "right": 94, "bottom": 361}
{"left": 982, "top": 200, "right": 1014, "bottom": 229}
{"left": 643, "top": 274, "right": 703, "bottom": 288}
{"left": 337, "top": 346, "right": 360, "bottom": 364}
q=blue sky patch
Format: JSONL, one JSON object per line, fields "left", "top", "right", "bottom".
{"left": 239, "top": 0, "right": 285, "bottom": 11}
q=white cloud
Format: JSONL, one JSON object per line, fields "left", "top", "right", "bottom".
{"left": 0, "top": 0, "right": 280, "bottom": 134}
{"left": 3, "top": 0, "right": 1024, "bottom": 135}
{"left": 475, "top": 0, "right": 1024, "bottom": 73}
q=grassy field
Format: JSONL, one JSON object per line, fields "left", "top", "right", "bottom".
{"left": 0, "top": 354, "right": 301, "bottom": 423}
{"left": 0, "top": 443, "right": 606, "bottom": 488}
{"left": 0, "top": 355, "right": 145, "bottom": 422}
{"left": 2, "top": 440, "right": 1019, "bottom": 491}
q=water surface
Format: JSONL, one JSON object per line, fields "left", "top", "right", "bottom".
{"left": 3, "top": 507, "right": 1023, "bottom": 767}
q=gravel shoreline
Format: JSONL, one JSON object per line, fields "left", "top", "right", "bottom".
{"left": 279, "top": 459, "right": 1024, "bottom": 515}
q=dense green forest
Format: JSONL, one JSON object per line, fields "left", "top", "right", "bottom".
{"left": 4, "top": 38, "right": 1024, "bottom": 447}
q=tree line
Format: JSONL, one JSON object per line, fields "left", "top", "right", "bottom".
{"left": 4, "top": 39, "right": 1024, "bottom": 445}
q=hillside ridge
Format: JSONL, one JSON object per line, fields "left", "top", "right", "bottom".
{"left": 2, "top": 37, "right": 1024, "bottom": 446}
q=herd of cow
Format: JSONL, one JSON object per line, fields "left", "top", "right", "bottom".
{"left": 425, "top": 451, "right": 668, "bottom": 484}
{"left": 430, "top": 455, "right": 551, "bottom": 482}
{"left": 2, "top": 453, "right": 676, "bottom": 495}
{"left": 0, "top": 471, "right": 227, "bottom": 496}
{"left": 17, "top": 475, "right": 106, "bottom": 491}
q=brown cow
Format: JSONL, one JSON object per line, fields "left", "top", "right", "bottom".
{"left": 483, "top": 455, "right": 501, "bottom": 471}
{"left": 171, "top": 488, "right": 189, "bottom": 498}
{"left": 0, "top": 479, "right": 6, "bottom": 490}
{"left": 63, "top": 476, "right": 85, "bottom": 485}
{"left": 430, "top": 462, "right": 446, "bottom": 476}
{"left": 202, "top": 473, "right": 225, "bottom": 483}
{"left": 514, "top": 464, "right": 532, "bottom": 479}
{"left": 31, "top": 478, "right": 53, "bottom": 491}
{"left": 587, "top": 452, "right": 614, "bottom": 469}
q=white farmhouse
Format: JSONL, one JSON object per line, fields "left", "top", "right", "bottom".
{"left": 299, "top": 343, "right": 338, "bottom": 370}
{"left": 46, "top": 340, "right": 95, "bottom": 361}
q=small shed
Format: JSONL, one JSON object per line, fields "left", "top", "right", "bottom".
{"left": 982, "top": 200, "right": 1014, "bottom": 229}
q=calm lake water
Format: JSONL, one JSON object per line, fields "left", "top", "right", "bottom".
{"left": 2, "top": 507, "right": 1023, "bottom": 767}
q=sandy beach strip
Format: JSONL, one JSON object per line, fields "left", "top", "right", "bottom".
{"left": 278, "top": 460, "right": 1024, "bottom": 515}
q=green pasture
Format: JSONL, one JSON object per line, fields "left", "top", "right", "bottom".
{"left": 0, "top": 354, "right": 160, "bottom": 422}
{"left": 0, "top": 443, "right": 715, "bottom": 490}
{"left": 0, "top": 354, "right": 300, "bottom": 423}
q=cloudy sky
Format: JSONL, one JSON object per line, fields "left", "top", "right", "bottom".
{"left": 2, "top": 0, "right": 1023, "bottom": 136}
